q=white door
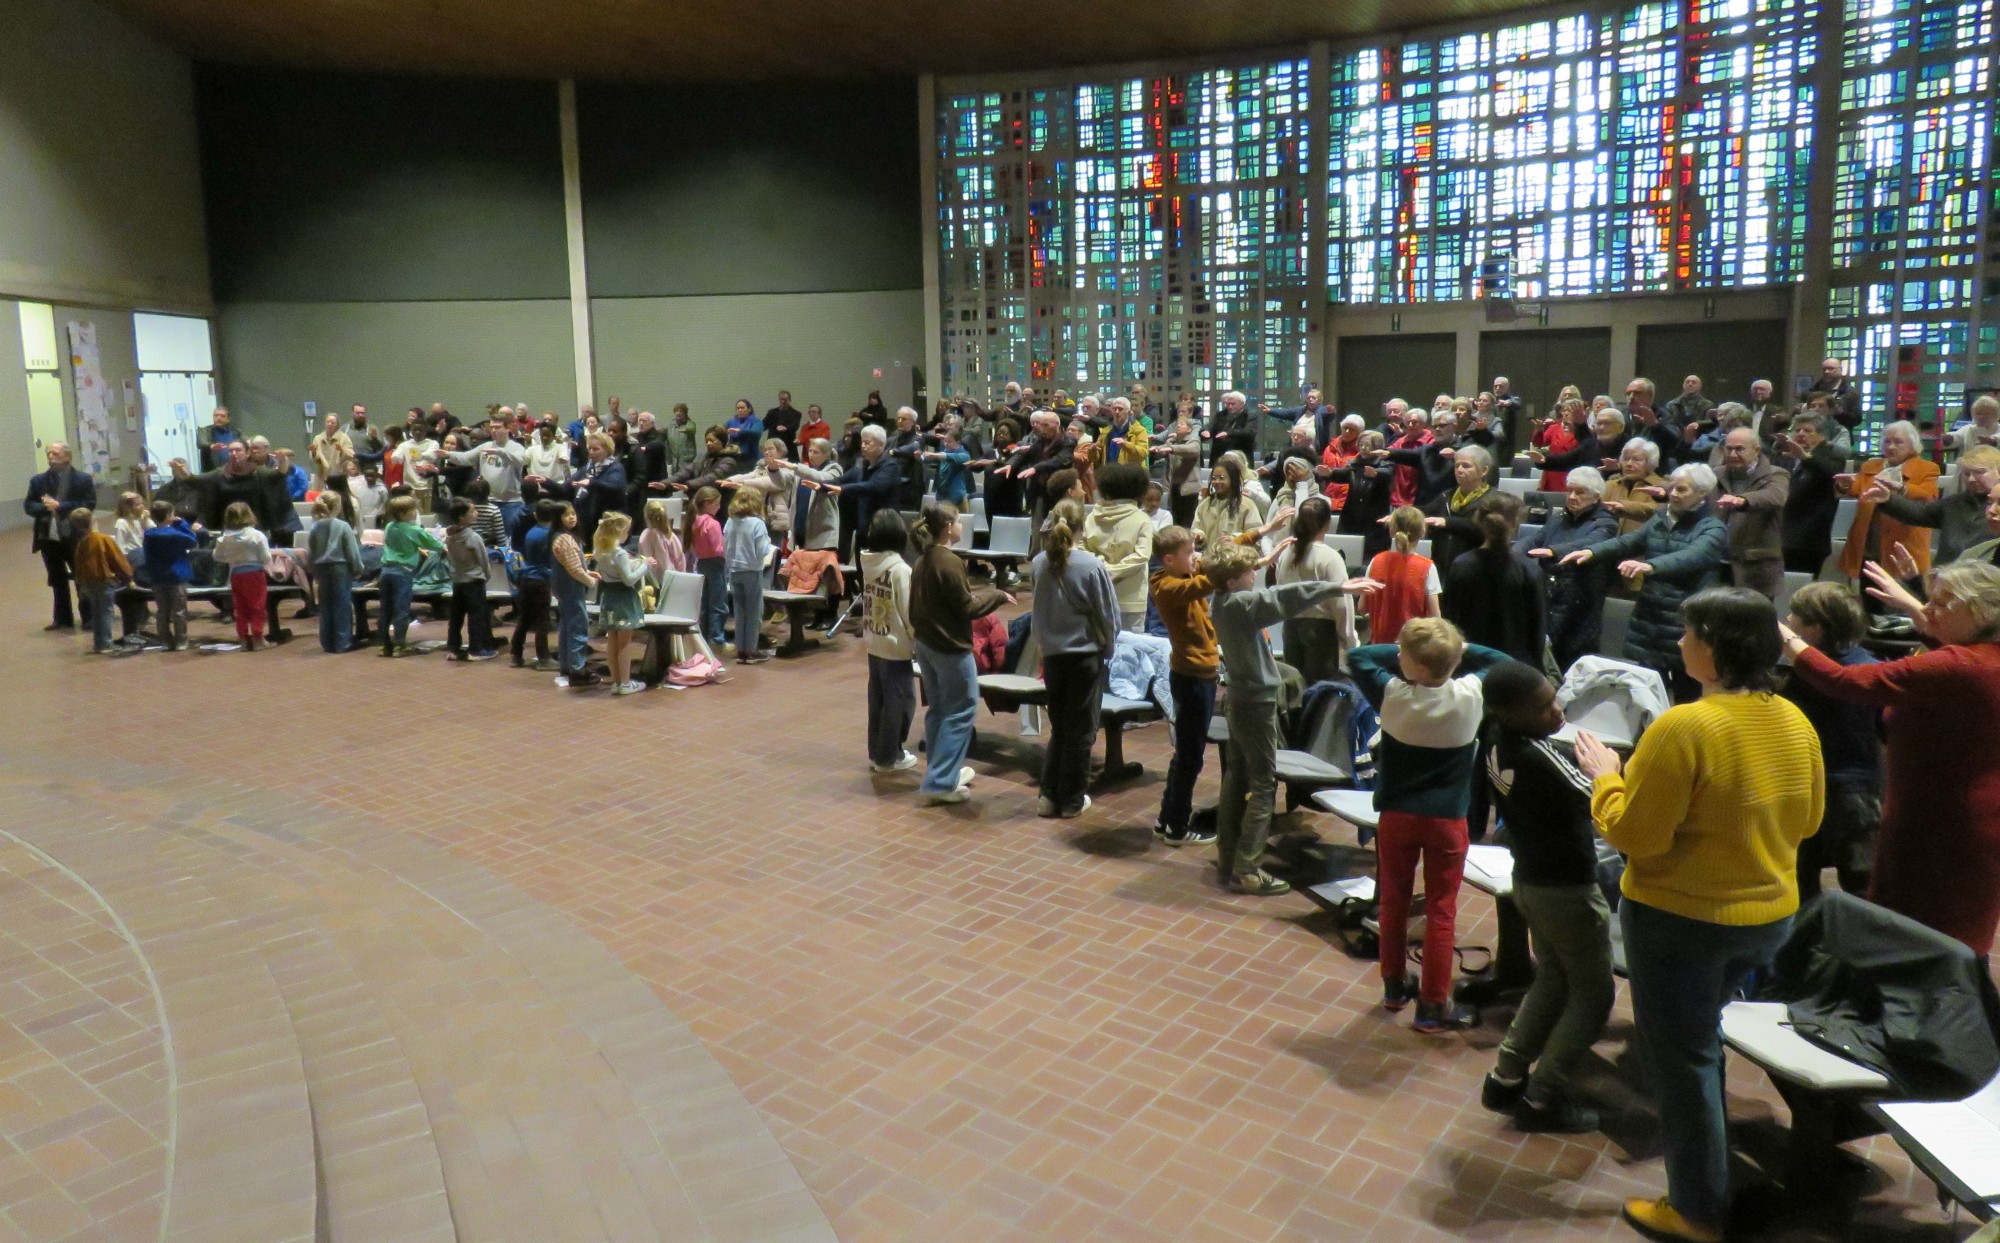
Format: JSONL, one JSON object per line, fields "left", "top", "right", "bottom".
{"left": 140, "top": 372, "right": 211, "bottom": 477}
{"left": 25, "top": 372, "right": 67, "bottom": 461}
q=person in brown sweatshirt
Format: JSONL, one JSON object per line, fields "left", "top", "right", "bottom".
{"left": 1150, "top": 525, "right": 1219, "bottom": 844}
{"left": 907, "top": 503, "right": 1012, "bottom": 804}
{"left": 69, "top": 509, "right": 134, "bottom": 653}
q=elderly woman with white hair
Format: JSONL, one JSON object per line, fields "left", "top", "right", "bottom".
{"left": 1840, "top": 419, "right": 1941, "bottom": 583}
{"left": 1207, "top": 390, "right": 1253, "bottom": 465}
{"left": 1317, "top": 414, "right": 1368, "bottom": 511}
{"left": 1783, "top": 559, "right": 2000, "bottom": 956}
{"left": 1519, "top": 466, "right": 1621, "bottom": 671}
{"left": 1602, "top": 436, "right": 1667, "bottom": 535}
{"left": 1419, "top": 441, "right": 1495, "bottom": 581}
{"left": 1562, "top": 462, "right": 1729, "bottom": 700}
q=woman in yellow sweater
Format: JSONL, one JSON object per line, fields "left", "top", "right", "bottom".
{"left": 1572, "top": 587, "right": 1824, "bottom": 1243}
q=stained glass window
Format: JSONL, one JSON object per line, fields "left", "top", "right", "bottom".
{"left": 1326, "top": 0, "right": 1818, "bottom": 304}
{"left": 1826, "top": 0, "right": 1998, "bottom": 440}
{"left": 937, "top": 61, "right": 1310, "bottom": 402}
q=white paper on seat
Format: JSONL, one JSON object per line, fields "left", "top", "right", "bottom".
{"left": 1463, "top": 845, "right": 1515, "bottom": 893}
{"left": 1880, "top": 1073, "right": 2000, "bottom": 1198}
{"left": 1309, "top": 875, "right": 1375, "bottom": 904}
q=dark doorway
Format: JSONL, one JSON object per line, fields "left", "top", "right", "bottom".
{"left": 1636, "top": 320, "right": 1788, "bottom": 408}
{"left": 1478, "top": 328, "right": 1613, "bottom": 421}
{"left": 1336, "top": 333, "right": 1456, "bottom": 424}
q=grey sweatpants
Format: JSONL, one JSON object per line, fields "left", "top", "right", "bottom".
{"left": 1494, "top": 882, "right": 1615, "bottom": 1096}
{"left": 1215, "top": 697, "right": 1281, "bottom": 879}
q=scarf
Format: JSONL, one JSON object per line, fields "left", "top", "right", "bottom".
{"left": 1449, "top": 483, "right": 1491, "bottom": 511}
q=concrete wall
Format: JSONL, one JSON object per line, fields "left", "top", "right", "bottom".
{"left": 592, "top": 290, "right": 926, "bottom": 427}
{"left": 0, "top": 303, "right": 29, "bottom": 531}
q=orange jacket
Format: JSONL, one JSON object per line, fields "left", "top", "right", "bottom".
{"left": 72, "top": 530, "right": 133, "bottom": 586}
{"left": 1840, "top": 455, "right": 1940, "bottom": 578}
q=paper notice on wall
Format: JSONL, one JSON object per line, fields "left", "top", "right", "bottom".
{"left": 67, "top": 321, "right": 118, "bottom": 474}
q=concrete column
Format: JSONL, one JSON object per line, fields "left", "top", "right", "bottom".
{"left": 918, "top": 74, "right": 944, "bottom": 402}
{"left": 557, "top": 79, "right": 595, "bottom": 417}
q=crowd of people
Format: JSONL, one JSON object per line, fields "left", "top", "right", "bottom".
{"left": 25, "top": 368, "right": 2000, "bottom": 1243}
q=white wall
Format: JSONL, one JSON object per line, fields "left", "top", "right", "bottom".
{"left": 592, "top": 290, "right": 926, "bottom": 426}
{"left": 0, "top": 303, "right": 30, "bottom": 531}
{"left": 214, "top": 300, "right": 578, "bottom": 449}
{"left": 0, "top": 0, "right": 210, "bottom": 313}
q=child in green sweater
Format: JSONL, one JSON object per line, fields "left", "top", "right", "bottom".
{"left": 379, "top": 494, "right": 444, "bottom": 656}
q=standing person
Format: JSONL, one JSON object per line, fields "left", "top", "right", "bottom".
{"left": 816, "top": 426, "right": 903, "bottom": 562}
{"left": 1478, "top": 663, "right": 1616, "bottom": 1133}
{"left": 684, "top": 486, "right": 729, "bottom": 649}
{"left": 1520, "top": 468, "right": 1619, "bottom": 672}
{"left": 590, "top": 511, "right": 651, "bottom": 693}
{"left": 1712, "top": 428, "right": 1789, "bottom": 600}
{"left": 550, "top": 503, "right": 598, "bottom": 688}
{"left": 1601, "top": 438, "right": 1668, "bottom": 535}
{"left": 1328, "top": 431, "right": 1394, "bottom": 561}
{"left": 67, "top": 510, "right": 132, "bottom": 654}
{"left": 347, "top": 405, "right": 385, "bottom": 469}
{"left": 725, "top": 439, "right": 798, "bottom": 552}
{"left": 1364, "top": 506, "right": 1442, "bottom": 645}
{"left": 1779, "top": 584, "right": 1882, "bottom": 902}
{"left": 1348, "top": 623, "right": 1510, "bottom": 1032}
{"left": 724, "top": 399, "right": 764, "bottom": 463}
{"left": 622, "top": 411, "right": 669, "bottom": 520}
{"left": 1774, "top": 412, "right": 1847, "bottom": 575}
{"left": 1420, "top": 443, "right": 1494, "bottom": 587}
{"left": 1149, "top": 526, "right": 1222, "bottom": 847}
{"left": 347, "top": 463, "right": 388, "bottom": 531}
{"left": 1272, "top": 497, "right": 1356, "bottom": 687}
{"left": 1840, "top": 420, "right": 1940, "bottom": 585}
{"left": 442, "top": 499, "right": 500, "bottom": 663}
{"left": 763, "top": 392, "right": 803, "bottom": 455}
{"left": 1862, "top": 443, "right": 1999, "bottom": 567}
{"left": 23, "top": 442, "right": 96, "bottom": 631}
{"left": 565, "top": 432, "right": 628, "bottom": 546}
{"left": 510, "top": 501, "right": 559, "bottom": 671}
{"left": 214, "top": 502, "right": 273, "bottom": 652}
{"left": 142, "top": 500, "right": 199, "bottom": 651}
{"left": 195, "top": 406, "right": 240, "bottom": 470}
{"left": 1561, "top": 464, "right": 1729, "bottom": 701}
{"left": 862, "top": 511, "right": 919, "bottom": 773}
{"left": 1208, "top": 543, "right": 1369, "bottom": 895}
{"left": 797, "top": 404, "right": 833, "bottom": 453}
{"left": 307, "top": 492, "right": 362, "bottom": 653}
{"left": 1080, "top": 463, "right": 1155, "bottom": 632}
{"left": 378, "top": 494, "right": 443, "bottom": 658}
{"left": 1444, "top": 491, "right": 1546, "bottom": 665}
{"left": 907, "top": 503, "right": 1012, "bottom": 806}
{"left": 1782, "top": 560, "right": 2000, "bottom": 956}
{"left": 1205, "top": 391, "right": 1254, "bottom": 465}
{"left": 661, "top": 404, "right": 698, "bottom": 473}
{"left": 390, "top": 425, "right": 441, "bottom": 515}
{"left": 1576, "top": 588, "right": 1824, "bottom": 1243}
{"left": 1031, "top": 501, "right": 1120, "bottom": 818}
{"left": 887, "top": 407, "right": 928, "bottom": 510}
{"left": 1316, "top": 415, "right": 1368, "bottom": 511}
{"left": 1808, "top": 357, "right": 1864, "bottom": 435}
{"left": 723, "top": 489, "right": 773, "bottom": 664}
{"left": 309, "top": 414, "right": 356, "bottom": 518}
{"left": 449, "top": 415, "right": 529, "bottom": 533}
{"left": 1192, "top": 455, "right": 1266, "bottom": 553}
{"left": 638, "top": 498, "right": 686, "bottom": 578}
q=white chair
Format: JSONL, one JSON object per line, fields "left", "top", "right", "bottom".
{"left": 1322, "top": 532, "right": 1366, "bottom": 570}
{"left": 419, "top": 513, "right": 442, "bottom": 529}
{"left": 951, "top": 521, "right": 975, "bottom": 552}
{"left": 1496, "top": 477, "right": 1537, "bottom": 498}
{"left": 1775, "top": 570, "right": 1814, "bottom": 618}
{"left": 987, "top": 515, "right": 1033, "bottom": 559}
{"left": 1831, "top": 497, "right": 1860, "bottom": 541}
{"left": 1599, "top": 596, "right": 1635, "bottom": 658}
{"left": 293, "top": 501, "right": 315, "bottom": 522}
{"left": 968, "top": 495, "right": 989, "bottom": 534}
{"left": 291, "top": 530, "right": 312, "bottom": 551}
{"left": 1938, "top": 472, "right": 1962, "bottom": 498}
{"left": 1415, "top": 540, "right": 1431, "bottom": 561}
{"left": 665, "top": 496, "right": 684, "bottom": 527}
{"left": 637, "top": 570, "right": 713, "bottom": 681}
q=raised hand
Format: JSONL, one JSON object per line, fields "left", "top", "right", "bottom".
{"left": 1861, "top": 559, "right": 1926, "bottom": 622}
{"left": 1885, "top": 542, "right": 1921, "bottom": 582}
{"left": 1528, "top": 547, "right": 1554, "bottom": 558}
{"left": 1559, "top": 549, "right": 1593, "bottom": 566}
{"left": 1572, "top": 730, "right": 1622, "bottom": 780}
{"left": 1859, "top": 482, "right": 1892, "bottom": 505}
{"left": 1618, "top": 559, "right": 1653, "bottom": 581}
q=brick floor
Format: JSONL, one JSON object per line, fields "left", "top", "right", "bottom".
{"left": 0, "top": 527, "right": 1980, "bottom": 1242}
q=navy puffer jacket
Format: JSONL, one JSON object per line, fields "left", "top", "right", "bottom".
{"left": 1584, "top": 501, "right": 1728, "bottom": 671}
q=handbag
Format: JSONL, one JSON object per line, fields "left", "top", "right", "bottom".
{"left": 667, "top": 651, "right": 726, "bottom": 687}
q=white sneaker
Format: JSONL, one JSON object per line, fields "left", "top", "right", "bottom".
{"left": 926, "top": 788, "right": 971, "bottom": 806}
{"left": 871, "top": 751, "right": 920, "bottom": 774}
{"left": 613, "top": 680, "right": 645, "bottom": 696}
{"left": 1059, "top": 795, "right": 1092, "bottom": 820}
{"left": 957, "top": 766, "right": 976, "bottom": 789}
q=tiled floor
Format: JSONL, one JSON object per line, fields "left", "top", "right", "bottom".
{"left": 0, "top": 527, "right": 1982, "bottom": 1242}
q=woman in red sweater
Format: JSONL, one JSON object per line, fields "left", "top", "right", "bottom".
{"left": 1780, "top": 559, "right": 2000, "bottom": 956}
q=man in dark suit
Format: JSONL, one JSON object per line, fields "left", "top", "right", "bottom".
{"left": 22, "top": 442, "right": 97, "bottom": 629}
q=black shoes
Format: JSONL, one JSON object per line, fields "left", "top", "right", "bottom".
{"left": 1480, "top": 1073, "right": 1524, "bottom": 1113}
{"left": 1512, "top": 1092, "right": 1600, "bottom": 1134}
{"left": 1412, "top": 999, "right": 1478, "bottom": 1034}
{"left": 1381, "top": 974, "right": 1419, "bottom": 1012}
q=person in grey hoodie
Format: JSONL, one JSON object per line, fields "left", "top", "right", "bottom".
{"left": 442, "top": 499, "right": 499, "bottom": 660}
{"left": 1031, "top": 501, "right": 1122, "bottom": 818}
{"left": 1208, "top": 540, "right": 1375, "bottom": 894}
{"left": 1081, "top": 463, "right": 1157, "bottom": 630}
{"left": 861, "top": 511, "right": 919, "bottom": 773}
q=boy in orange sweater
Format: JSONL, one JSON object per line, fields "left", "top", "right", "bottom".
{"left": 1149, "top": 525, "right": 1219, "bottom": 845}
{"left": 69, "top": 509, "right": 134, "bottom": 654}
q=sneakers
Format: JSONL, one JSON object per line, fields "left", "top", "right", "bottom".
{"left": 531, "top": 658, "right": 560, "bottom": 672}
{"left": 467, "top": 650, "right": 500, "bottom": 662}
{"left": 870, "top": 751, "right": 920, "bottom": 774}
{"left": 925, "top": 767, "right": 976, "bottom": 806}
{"left": 379, "top": 644, "right": 411, "bottom": 658}
{"left": 612, "top": 680, "right": 646, "bottom": 696}
{"left": 1058, "top": 795, "right": 1092, "bottom": 819}
{"left": 1155, "top": 823, "right": 1217, "bottom": 847}
{"left": 1621, "top": 1198, "right": 1723, "bottom": 1243}
{"left": 1037, "top": 797, "right": 1060, "bottom": 818}
{"left": 740, "top": 652, "right": 772, "bottom": 665}
{"left": 1479, "top": 1072, "right": 1525, "bottom": 1113}
{"left": 1513, "top": 1091, "right": 1600, "bottom": 1135}
{"left": 1227, "top": 870, "right": 1291, "bottom": 896}
{"left": 554, "top": 671, "right": 601, "bottom": 689}
{"left": 1412, "top": 1000, "right": 1478, "bottom": 1034}
{"left": 1382, "top": 973, "right": 1420, "bottom": 1013}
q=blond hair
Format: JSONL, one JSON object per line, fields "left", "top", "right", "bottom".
{"left": 1398, "top": 616, "right": 1465, "bottom": 680}
{"left": 1959, "top": 445, "right": 2000, "bottom": 474}
{"left": 223, "top": 502, "right": 256, "bottom": 530}
{"left": 643, "top": 498, "right": 673, "bottom": 534}
{"left": 312, "top": 492, "right": 343, "bottom": 519}
{"left": 116, "top": 491, "right": 146, "bottom": 520}
{"left": 1202, "top": 542, "right": 1259, "bottom": 587}
{"left": 1154, "top": 524, "right": 1195, "bottom": 558}
{"left": 593, "top": 510, "right": 632, "bottom": 556}
{"left": 728, "top": 487, "right": 762, "bottom": 519}
{"left": 386, "top": 495, "right": 420, "bottom": 524}
{"left": 1387, "top": 506, "right": 1427, "bottom": 554}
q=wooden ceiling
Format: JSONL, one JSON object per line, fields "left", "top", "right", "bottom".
{"left": 104, "top": 0, "right": 1550, "bottom": 80}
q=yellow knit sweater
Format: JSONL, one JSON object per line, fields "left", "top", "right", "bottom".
{"left": 1591, "top": 693, "right": 1825, "bottom": 926}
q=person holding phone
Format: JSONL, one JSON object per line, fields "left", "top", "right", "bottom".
{"left": 1776, "top": 412, "right": 1847, "bottom": 575}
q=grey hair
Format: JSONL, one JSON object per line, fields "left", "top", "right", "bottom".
{"left": 1566, "top": 466, "right": 1608, "bottom": 495}
{"left": 1882, "top": 419, "right": 1922, "bottom": 448}
{"left": 1670, "top": 462, "right": 1718, "bottom": 495}
{"left": 1594, "top": 405, "right": 1628, "bottom": 430}
{"left": 1931, "top": 561, "right": 2000, "bottom": 640}
{"left": 859, "top": 425, "right": 888, "bottom": 447}
{"left": 807, "top": 436, "right": 831, "bottom": 455}
{"left": 1454, "top": 444, "right": 1492, "bottom": 474}
{"left": 1625, "top": 438, "right": 1661, "bottom": 470}
{"left": 1714, "top": 402, "right": 1751, "bottom": 425}
{"left": 1222, "top": 390, "right": 1246, "bottom": 407}
{"left": 1341, "top": 413, "right": 1365, "bottom": 430}
{"left": 1972, "top": 395, "right": 2000, "bottom": 420}
{"left": 248, "top": 436, "right": 271, "bottom": 449}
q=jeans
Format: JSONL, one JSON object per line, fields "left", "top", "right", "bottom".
{"left": 153, "top": 582, "right": 188, "bottom": 648}
{"left": 86, "top": 583, "right": 117, "bottom": 650}
{"left": 1621, "top": 899, "right": 1793, "bottom": 1232}
{"left": 315, "top": 564, "right": 353, "bottom": 652}
{"left": 1216, "top": 697, "right": 1281, "bottom": 878}
{"left": 866, "top": 655, "right": 916, "bottom": 766}
{"left": 728, "top": 568, "right": 765, "bottom": 655}
{"left": 1158, "top": 673, "right": 1216, "bottom": 833}
{"left": 379, "top": 565, "right": 415, "bottom": 649}
{"left": 511, "top": 579, "right": 551, "bottom": 663}
{"left": 497, "top": 500, "right": 527, "bottom": 541}
{"left": 915, "top": 641, "right": 979, "bottom": 795}
{"left": 554, "top": 572, "right": 590, "bottom": 675}
{"left": 448, "top": 581, "right": 495, "bottom": 654}
{"left": 1039, "top": 652, "right": 1103, "bottom": 811}
{"left": 230, "top": 569, "right": 268, "bottom": 644}
{"left": 1495, "top": 883, "right": 1615, "bottom": 1096}
{"left": 1376, "top": 810, "right": 1469, "bottom": 1005}
{"left": 697, "top": 557, "right": 728, "bottom": 645}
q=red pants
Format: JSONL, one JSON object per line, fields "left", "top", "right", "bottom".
{"left": 230, "top": 570, "right": 268, "bottom": 644}
{"left": 1377, "top": 810, "right": 1469, "bottom": 1005}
